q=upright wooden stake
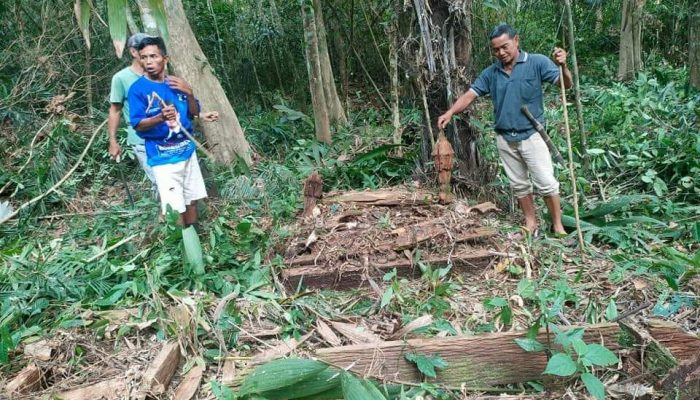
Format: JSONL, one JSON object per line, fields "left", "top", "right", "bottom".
{"left": 562, "top": 0, "right": 588, "bottom": 171}
{"left": 559, "top": 66, "right": 585, "bottom": 253}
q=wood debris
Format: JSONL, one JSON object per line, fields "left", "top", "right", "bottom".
{"left": 282, "top": 188, "right": 498, "bottom": 290}
{"left": 141, "top": 341, "right": 181, "bottom": 395}
{"left": 173, "top": 365, "right": 204, "bottom": 400}
{"left": 6, "top": 363, "right": 43, "bottom": 395}
{"left": 23, "top": 339, "right": 56, "bottom": 361}
{"left": 57, "top": 377, "right": 128, "bottom": 400}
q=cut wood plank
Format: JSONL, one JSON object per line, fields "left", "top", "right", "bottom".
{"left": 648, "top": 319, "right": 700, "bottom": 362}
{"left": 221, "top": 359, "right": 236, "bottom": 386}
{"left": 173, "top": 365, "right": 204, "bottom": 400}
{"left": 57, "top": 377, "right": 127, "bottom": 400}
{"left": 24, "top": 339, "right": 56, "bottom": 361}
{"left": 620, "top": 319, "right": 678, "bottom": 378}
{"left": 316, "top": 321, "right": 699, "bottom": 387}
{"left": 142, "top": 341, "right": 181, "bottom": 395}
{"left": 325, "top": 190, "right": 434, "bottom": 206}
{"left": 282, "top": 249, "right": 494, "bottom": 290}
{"left": 389, "top": 223, "right": 493, "bottom": 251}
{"left": 6, "top": 363, "right": 42, "bottom": 395}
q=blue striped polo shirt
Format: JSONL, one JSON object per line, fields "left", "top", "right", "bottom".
{"left": 470, "top": 51, "right": 560, "bottom": 142}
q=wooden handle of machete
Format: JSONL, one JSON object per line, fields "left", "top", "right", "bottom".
{"left": 520, "top": 105, "right": 566, "bottom": 166}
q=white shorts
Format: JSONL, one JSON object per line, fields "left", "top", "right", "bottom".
{"left": 152, "top": 153, "right": 208, "bottom": 214}
{"left": 496, "top": 133, "right": 560, "bottom": 198}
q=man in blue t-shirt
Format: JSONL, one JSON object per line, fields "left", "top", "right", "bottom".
{"left": 438, "top": 24, "right": 573, "bottom": 237}
{"left": 128, "top": 36, "right": 206, "bottom": 226}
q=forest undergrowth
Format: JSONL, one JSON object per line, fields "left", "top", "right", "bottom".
{"left": 1, "top": 54, "right": 699, "bottom": 399}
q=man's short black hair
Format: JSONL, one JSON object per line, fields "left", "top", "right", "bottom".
{"left": 489, "top": 24, "right": 517, "bottom": 40}
{"left": 137, "top": 36, "right": 168, "bottom": 56}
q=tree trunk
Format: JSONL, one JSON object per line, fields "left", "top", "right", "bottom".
{"left": 313, "top": 0, "right": 347, "bottom": 125}
{"left": 302, "top": 0, "right": 331, "bottom": 144}
{"left": 159, "top": 0, "right": 253, "bottom": 166}
{"left": 135, "top": 0, "right": 158, "bottom": 35}
{"left": 618, "top": 0, "right": 645, "bottom": 81}
{"left": 414, "top": 0, "right": 480, "bottom": 182}
{"left": 595, "top": 5, "right": 604, "bottom": 34}
{"left": 690, "top": 1, "right": 700, "bottom": 89}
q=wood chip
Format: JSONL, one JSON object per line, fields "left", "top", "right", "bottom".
{"left": 24, "top": 339, "right": 55, "bottom": 361}
{"left": 6, "top": 363, "right": 42, "bottom": 395}
{"left": 388, "top": 315, "right": 434, "bottom": 340}
{"left": 330, "top": 321, "right": 381, "bottom": 344}
{"left": 142, "top": 341, "right": 181, "bottom": 395}
{"left": 316, "top": 320, "right": 342, "bottom": 346}
{"left": 173, "top": 365, "right": 204, "bottom": 400}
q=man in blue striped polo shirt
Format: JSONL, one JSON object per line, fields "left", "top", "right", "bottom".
{"left": 438, "top": 24, "right": 572, "bottom": 237}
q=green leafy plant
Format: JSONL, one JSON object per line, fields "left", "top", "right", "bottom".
{"left": 404, "top": 352, "right": 448, "bottom": 379}
{"left": 516, "top": 325, "right": 618, "bottom": 400}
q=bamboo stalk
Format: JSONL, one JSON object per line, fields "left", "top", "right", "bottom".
{"left": 558, "top": 66, "right": 585, "bottom": 253}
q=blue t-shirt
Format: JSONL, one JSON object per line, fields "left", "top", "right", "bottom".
{"left": 470, "top": 51, "right": 560, "bottom": 141}
{"left": 128, "top": 76, "right": 199, "bottom": 166}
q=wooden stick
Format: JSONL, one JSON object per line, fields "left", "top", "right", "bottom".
{"left": 84, "top": 233, "right": 138, "bottom": 263}
{"left": 0, "top": 119, "right": 107, "bottom": 225}
{"left": 149, "top": 91, "right": 218, "bottom": 162}
{"left": 558, "top": 66, "right": 585, "bottom": 253}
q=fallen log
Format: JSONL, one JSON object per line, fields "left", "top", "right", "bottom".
{"left": 282, "top": 249, "right": 494, "bottom": 290}
{"left": 57, "top": 377, "right": 127, "bottom": 400}
{"left": 141, "top": 341, "right": 181, "bottom": 395}
{"left": 324, "top": 190, "right": 434, "bottom": 206}
{"left": 316, "top": 320, "right": 700, "bottom": 387}
{"left": 6, "top": 363, "right": 42, "bottom": 395}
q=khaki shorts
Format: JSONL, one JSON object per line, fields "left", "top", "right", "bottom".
{"left": 152, "top": 153, "right": 207, "bottom": 214}
{"left": 496, "top": 133, "right": 559, "bottom": 198}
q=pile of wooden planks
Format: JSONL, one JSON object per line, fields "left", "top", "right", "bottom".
{"left": 282, "top": 188, "right": 500, "bottom": 291}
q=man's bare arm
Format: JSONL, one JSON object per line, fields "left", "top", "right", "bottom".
{"left": 108, "top": 103, "right": 123, "bottom": 159}
{"left": 437, "top": 89, "right": 478, "bottom": 129}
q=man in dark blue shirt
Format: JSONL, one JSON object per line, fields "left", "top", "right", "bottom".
{"left": 438, "top": 24, "right": 572, "bottom": 237}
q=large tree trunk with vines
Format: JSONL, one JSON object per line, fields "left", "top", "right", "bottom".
{"left": 412, "top": 0, "right": 481, "bottom": 184}
{"left": 690, "top": 1, "right": 700, "bottom": 89}
{"left": 617, "top": 0, "right": 645, "bottom": 81}
{"left": 313, "top": 0, "right": 346, "bottom": 125}
{"left": 158, "top": 0, "right": 253, "bottom": 166}
{"left": 302, "top": 0, "right": 331, "bottom": 144}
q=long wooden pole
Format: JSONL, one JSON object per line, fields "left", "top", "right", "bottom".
{"left": 559, "top": 66, "right": 585, "bottom": 252}
{"left": 563, "top": 0, "right": 589, "bottom": 171}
